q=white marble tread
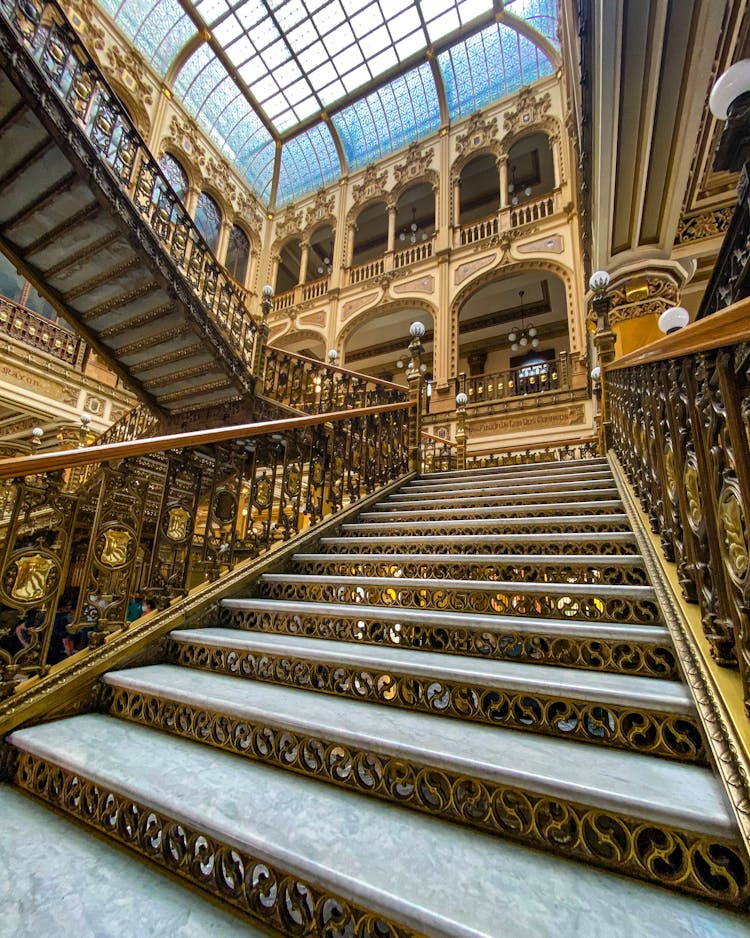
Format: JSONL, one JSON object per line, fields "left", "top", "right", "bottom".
{"left": 404, "top": 475, "right": 615, "bottom": 494}
{"left": 364, "top": 500, "right": 624, "bottom": 516}
{"left": 221, "top": 596, "right": 671, "bottom": 642}
{"left": 169, "top": 627, "right": 693, "bottom": 713}
{"left": 420, "top": 457, "right": 609, "bottom": 479}
{"left": 343, "top": 514, "right": 631, "bottom": 531}
{"left": 406, "top": 468, "right": 614, "bottom": 486}
{"left": 8, "top": 716, "right": 748, "bottom": 938}
{"left": 260, "top": 572, "right": 657, "bottom": 601}
{"left": 104, "top": 663, "right": 731, "bottom": 836}
{"left": 321, "top": 531, "right": 638, "bottom": 547}
{"left": 294, "top": 551, "right": 646, "bottom": 568}
{"left": 395, "top": 477, "right": 617, "bottom": 496}
{"left": 375, "top": 494, "right": 622, "bottom": 510}
{"left": 0, "top": 786, "right": 264, "bottom": 937}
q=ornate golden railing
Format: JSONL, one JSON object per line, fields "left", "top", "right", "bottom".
{"left": 421, "top": 431, "right": 457, "bottom": 472}
{"left": 0, "top": 296, "right": 83, "bottom": 365}
{"left": 0, "top": 401, "right": 412, "bottom": 696}
{"left": 464, "top": 356, "right": 572, "bottom": 405}
{"left": 466, "top": 436, "right": 598, "bottom": 468}
{"left": 607, "top": 297, "right": 750, "bottom": 715}
{"left": 0, "top": 0, "right": 258, "bottom": 370}
{"left": 263, "top": 347, "right": 408, "bottom": 414}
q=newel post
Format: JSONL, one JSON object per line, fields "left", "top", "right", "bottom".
{"left": 406, "top": 321, "right": 425, "bottom": 474}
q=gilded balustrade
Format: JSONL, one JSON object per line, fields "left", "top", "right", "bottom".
{"left": 0, "top": 0, "right": 258, "bottom": 373}
{"left": 420, "top": 431, "right": 457, "bottom": 472}
{"left": 606, "top": 297, "right": 750, "bottom": 716}
{"left": 0, "top": 402, "right": 412, "bottom": 697}
{"left": 464, "top": 357, "right": 567, "bottom": 405}
{"left": 263, "top": 347, "right": 408, "bottom": 414}
{"left": 0, "top": 297, "right": 83, "bottom": 365}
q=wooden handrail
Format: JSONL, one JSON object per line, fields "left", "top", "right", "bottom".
{"left": 0, "top": 401, "right": 411, "bottom": 479}
{"left": 421, "top": 431, "right": 457, "bottom": 448}
{"left": 467, "top": 435, "right": 597, "bottom": 458}
{"left": 607, "top": 295, "right": 750, "bottom": 372}
{"left": 268, "top": 346, "right": 405, "bottom": 391}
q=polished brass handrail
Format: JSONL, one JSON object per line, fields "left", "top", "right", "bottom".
{"left": 607, "top": 295, "right": 750, "bottom": 371}
{"left": 269, "top": 346, "right": 405, "bottom": 391}
{"left": 421, "top": 431, "right": 457, "bottom": 448}
{"left": 0, "top": 401, "right": 411, "bottom": 479}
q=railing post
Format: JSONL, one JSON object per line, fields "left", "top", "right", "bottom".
{"left": 455, "top": 391, "right": 468, "bottom": 471}
{"left": 590, "top": 271, "right": 617, "bottom": 452}
{"left": 406, "top": 321, "right": 425, "bottom": 474}
{"left": 253, "top": 285, "right": 273, "bottom": 383}
{"left": 559, "top": 350, "right": 570, "bottom": 389}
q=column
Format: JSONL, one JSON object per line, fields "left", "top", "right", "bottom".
{"left": 606, "top": 266, "right": 685, "bottom": 356}
{"left": 386, "top": 201, "right": 397, "bottom": 254}
{"left": 498, "top": 156, "right": 509, "bottom": 209}
{"left": 299, "top": 240, "right": 309, "bottom": 285}
{"left": 216, "top": 220, "right": 232, "bottom": 266}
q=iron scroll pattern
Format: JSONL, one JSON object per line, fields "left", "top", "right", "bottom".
{"left": 219, "top": 604, "right": 678, "bottom": 680}
{"left": 263, "top": 348, "right": 408, "bottom": 415}
{"left": 12, "top": 750, "right": 421, "bottom": 937}
{"left": 103, "top": 683, "right": 750, "bottom": 907}
{"left": 0, "top": 0, "right": 258, "bottom": 370}
{"left": 609, "top": 352, "right": 750, "bottom": 714}
{"left": 168, "top": 637, "right": 707, "bottom": 763}
{"left": 0, "top": 409, "right": 411, "bottom": 695}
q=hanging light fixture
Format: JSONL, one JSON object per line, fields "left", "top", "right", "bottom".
{"left": 399, "top": 206, "right": 429, "bottom": 244}
{"left": 507, "top": 290, "right": 540, "bottom": 352}
{"left": 317, "top": 256, "right": 332, "bottom": 276}
{"left": 508, "top": 165, "right": 533, "bottom": 206}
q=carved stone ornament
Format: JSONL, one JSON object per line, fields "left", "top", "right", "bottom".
{"left": 105, "top": 45, "right": 154, "bottom": 108}
{"left": 393, "top": 142, "right": 434, "bottom": 187}
{"left": 352, "top": 164, "right": 389, "bottom": 203}
{"left": 305, "top": 188, "right": 336, "bottom": 229}
{"left": 676, "top": 207, "right": 734, "bottom": 245}
{"left": 276, "top": 204, "right": 304, "bottom": 240}
{"left": 163, "top": 116, "right": 206, "bottom": 168}
{"left": 608, "top": 276, "right": 680, "bottom": 325}
{"left": 455, "top": 111, "right": 498, "bottom": 158}
{"left": 503, "top": 87, "right": 552, "bottom": 135}
{"left": 62, "top": 1, "right": 105, "bottom": 54}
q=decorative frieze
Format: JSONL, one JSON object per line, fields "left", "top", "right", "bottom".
{"left": 455, "top": 111, "right": 498, "bottom": 157}
{"left": 352, "top": 164, "right": 389, "bottom": 203}
{"left": 503, "top": 87, "right": 552, "bottom": 136}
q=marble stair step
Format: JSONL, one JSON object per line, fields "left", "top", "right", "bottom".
{"left": 404, "top": 467, "right": 615, "bottom": 493}
{"left": 167, "top": 628, "right": 704, "bottom": 761}
{"left": 383, "top": 485, "right": 621, "bottom": 507}
{"left": 290, "top": 551, "right": 650, "bottom": 585}
{"left": 220, "top": 596, "right": 678, "bottom": 678}
{"left": 256, "top": 573, "right": 661, "bottom": 626}
{"left": 419, "top": 457, "right": 610, "bottom": 481}
{"left": 319, "top": 531, "right": 641, "bottom": 555}
{"left": 10, "top": 715, "right": 748, "bottom": 933}
{"left": 103, "top": 663, "right": 733, "bottom": 840}
{"left": 342, "top": 514, "right": 633, "bottom": 535}
{"left": 361, "top": 499, "right": 624, "bottom": 520}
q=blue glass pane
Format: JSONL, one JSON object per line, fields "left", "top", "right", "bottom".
{"left": 332, "top": 63, "right": 440, "bottom": 172}
{"left": 96, "top": 1, "right": 196, "bottom": 76}
{"left": 505, "top": 0, "right": 560, "bottom": 49}
{"left": 276, "top": 125, "right": 341, "bottom": 207}
{"left": 174, "top": 47, "right": 275, "bottom": 201}
{"left": 438, "top": 21, "right": 555, "bottom": 120}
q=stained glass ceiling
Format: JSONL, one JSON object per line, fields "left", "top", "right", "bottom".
{"left": 96, "top": 0, "right": 559, "bottom": 207}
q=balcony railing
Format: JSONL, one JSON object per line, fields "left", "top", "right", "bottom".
{"left": 509, "top": 192, "right": 558, "bottom": 229}
{"left": 0, "top": 297, "right": 83, "bottom": 365}
{"left": 272, "top": 276, "right": 330, "bottom": 312}
{"left": 456, "top": 188, "right": 563, "bottom": 248}
{"left": 460, "top": 213, "right": 499, "bottom": 246}
{"left": 464, "top": 357, "right": 570, "bottom": 405}
{"left": 0, "top": 0, "right": 258, "bottom": 370}
{"left": 349, "top": 257, "right": 385, "bottom": 285}
{"left": 393, "top": 239, "right": 433, "bottom": 268}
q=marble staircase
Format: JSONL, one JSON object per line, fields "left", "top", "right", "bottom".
{"left": 5, "top": 457, "right": 750, "bottom": 936}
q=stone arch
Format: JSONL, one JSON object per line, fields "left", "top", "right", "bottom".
{"left": 105, "top": 77, "right": 151, "bottom": 140}
{"left": 156, "top": 143, "right": 202, "bottom": 195}
{"left": 390, "top": 169, "right": 440, "bottom": 206}
{"left": 450, "top": 144, "right": 503, "bottom": 189}
{"left": 450, "top": 258, "right": 579, "bottom": 376}
{"left": 501, "top": 117, "right": 566, "bottom": 186}
{"left": 269, "top": 326, "right": 327, "bottom": 357}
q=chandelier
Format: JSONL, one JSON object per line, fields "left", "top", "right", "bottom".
{"left": 508, "top": 290, "right": 540, "bottom": 352}
{"left": 399, "top": 206, "right": 429, "bottom": 244}
{"left": 508, "top": 165, "right": 532, "bottom": 206}
{"left": 316, "top": 256, "right": 332, "bottom": 276}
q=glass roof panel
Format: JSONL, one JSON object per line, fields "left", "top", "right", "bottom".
{"left": 332, "top": 62, "right": 440, "bottom": 171}
{"left": 277, "top": 124, "right": 341, "bottom": 206}
{"left": 505, "top": 0, "right": 560, "bottom": 49}
{"left": 97, "top": 0, "right": 196, "bottom": 76}
{"left": 173, "top": 46, "right": 275, "bottom": 199}
{"left": 438, "top": 19, "right": 555, "bottom": 121}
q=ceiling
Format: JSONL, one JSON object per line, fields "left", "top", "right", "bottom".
{"left": 96, "top": 0, "right": 560, "bottom": 206}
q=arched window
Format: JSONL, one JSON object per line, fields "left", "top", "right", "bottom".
{"left": 225, "top": 225, "right": 250, "bottom": 284}
{"left": 195, "top": 192, "right": 222, "bottom": 253}
{"left": 159, "top": 153, "right": 188, "bottom": 204}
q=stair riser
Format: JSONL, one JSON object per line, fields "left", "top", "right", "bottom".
{"left": 10, "top": 749, "right": 418, "bottom": 937}
{"left": 167, "top": 638, "right": 706, "bottom": 763}
{"left": 362, "top": 503, "right": 624, "bottom": 520}
{"left": 256, "top": 580, "right": 662, "bottom": 627}
{"left": 419, "top": 458, "right": 609, "bottom": 480}
{"left": 291, "top": 556, "right": 650, "bottom": 586}
{"left": 404, "top": 474, "right": 614, "bottom": 493}
{"left": 343, "top": 519, "right": 632, "bottom": 536}
{"left": 218, "top": 605, "right": 678, "bottom": 679}
{"left": 383, "top": 489, "right": 621, "bottom": 508}
{"left": 100, "top": 683, "right": 748, "bottom": 908}
{"left": 319, "top": 536, "right": 641, "bottom": 556}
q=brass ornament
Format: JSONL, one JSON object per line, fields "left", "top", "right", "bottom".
{"left": 165, "top": 507, "right": 192, "bottom": 543}
{"left": 4, "top": 551, "right": 57, "bottom": 603}
{"left": 718, "top": 485, "right": 749, "bottom": 584}
{"left": 664, "top": 441, "right": 677, "bottom": 502}
{"left": 684, "top": 460, "right": 703, "bottom": 530}
{"left": 97, "top": 527, "right": 134, "bottom": 569}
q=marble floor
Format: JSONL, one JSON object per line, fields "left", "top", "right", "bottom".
{"left": 0, "top": 786, "right": 271, "bottom": 938}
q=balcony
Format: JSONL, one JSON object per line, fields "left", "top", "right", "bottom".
{"left": 0, "top": 298, "right": 84, "bottom": 365}
{"left": 455, "top": 188, "right": 563, "bottom": 249}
